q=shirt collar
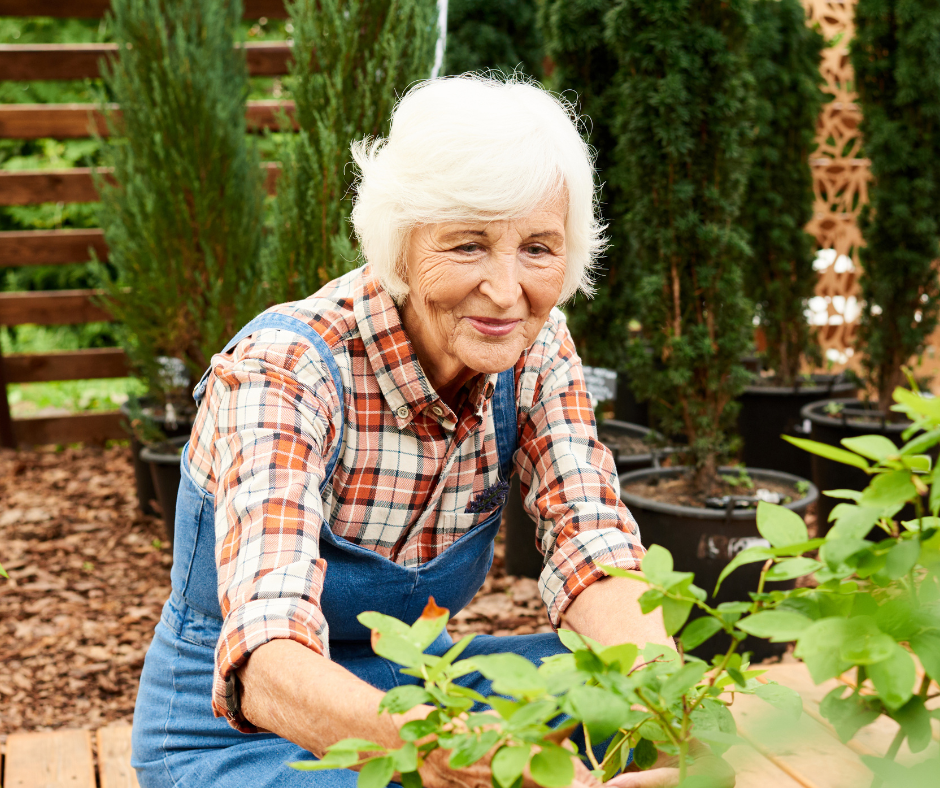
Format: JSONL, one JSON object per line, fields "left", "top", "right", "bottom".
{"left": 352, "top": 268, "right": 499, "bottom": 427}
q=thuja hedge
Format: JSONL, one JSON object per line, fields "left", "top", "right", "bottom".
{"left": 610, "top": 0, "right": 755, "bottom": 489}
{"left": 740, "top": 0, "right": 826, "bottom": 385}
{"left": 95, "top": 0, "right": 266, "bottom": 401}
{"left": 263, "top": 0, "right": 437, "bottom": 304}
{"left": 851, "top": 0, "right": 940, "bottom": 408}
{"left": 445, "top": 0, "right": 544, "bottom": 80}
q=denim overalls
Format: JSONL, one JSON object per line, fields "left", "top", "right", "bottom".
{"left": 131, "top": 311, "right": 617, "bottom": 788}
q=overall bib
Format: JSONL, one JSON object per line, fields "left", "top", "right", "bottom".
{"left": 131, "top": 312, "right": 619, "bottom": 788}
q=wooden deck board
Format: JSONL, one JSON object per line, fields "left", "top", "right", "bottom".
{"left": 96, "top": 726, "right": 140, "bottom": 788}
{"left": 2, "top": 729, "right": 96, "bottom": 788}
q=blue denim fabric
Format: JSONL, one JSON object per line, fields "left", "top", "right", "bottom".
{"left": 132, "top": 310, "right": 628, "bottom": 788}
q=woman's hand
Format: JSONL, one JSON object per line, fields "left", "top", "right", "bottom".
{"left": 607, "top": 739, "right": 735, "bottom": 788}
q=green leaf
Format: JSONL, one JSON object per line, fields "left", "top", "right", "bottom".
{"left": 370, "top": 633, "right": 425, "bottom": 667}
{"left": 557, "top": 628, "right": 602, "bottom": 653}
{"left": 783, "top": 436, "right": 871, "bottom": 470}
{"left": 661, "top": 597, "right": 693, "bottom": 636}
{"left": 794, "top": 618, "right": 852, "bottom": 683}
{"left": 765, "top": 557, "right": 822, "bottom": 582}
{"left": 841, "top": 435, "right": 898, "bottom": 461}
{"left": 828, "top": 505, "right": 882, "bottom": 539}
{"left": 660, "top": 661, "right": 706, "bottom": 701}
{"left": 504, "top": 700, "right": 557, "bottom": 730}
{"left": 599, "top": 642, "right": 639, "bottom": 673}
{"left": 400, "top": 771, "right": 422, "bottom": 788}
{"left": 859, "top": 471, "right": 917, "bottom": 510}
{"left": 491, "top": 745, "right": 531, "bottom": 788}
{"left": 330, "top": 739, "right": 385, "bottom": 753}
{"left": 357, "top": 756, "right": 395, "bottom": 788}
{"left": 714, "top": 547, "right": 776, "bottom": 593}
{"left": 632, "top": 738, "right": 658, "bottom": 770}
{"left": 736, "top": 610, "right": 813, "bottom": 642}
{"left": 756, "top": 502, "right": 809, "bottom": 547}
{"left": 638, "top": 588, "right": 665, "bottom": 614}
{"left": 819, "top": 538, "right": 872, "bottom": 569}
{"left": 399, "top": 719, "right": 438, "bottom": 742}
{"left": 680, "top": 617, "right": 724, "bottom": 650}
{"left": 754, "top": 682, "right": 802, "bottom": 719}
{"left": 465, "top": 654, "right": 546, "bottom": 696}
{"left": 839, "top": 616, "right": 896, "bottom": 664}
{"left": 823, "top": 489, "right": 862, "bottom": 501}
{"left": 819, "top": 686, "right": 879, "bottom": 743}
{"left": 894, "top": 697, "right": 933, "bottom": 753}
{"left": 599, "top": 564, "right": 645, "bottom": 581}
{"left": 391, "top": 743, "right": 419, "bottom": 774}
{"left": 641, "top": 544, "right": 673, "bottom": 585}
{"left": 378, "top": 686, "right": 433, "bottom": 715}
{"left": 900, "top": 427, "right": 940, "bottom": 456}
{"left": 448, "top": 730, "right": 500, "bottom": 769}
{"left": 910, "top": 629, "right": 940, "bottom": 681}
{"left": 358, "top": 612, "right": 412, "bottom": 639}
{"left": 882, "top": 539, "right": 921, "bottom": 580}
{"left": 529, "top": 745, "right": 575, "bottom": 788}
{"left": 566, "top": 685, "right": 635, "bottom": 742}
{"left": 868, "top": 643, "right": 916, "bottom": 710}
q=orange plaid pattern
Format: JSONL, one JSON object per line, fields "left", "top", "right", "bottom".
{"left": 187, "top": 266, "right": 645, "bottom": 726}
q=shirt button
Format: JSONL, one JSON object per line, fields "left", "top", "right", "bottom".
{"left": 432, "top": 405, "right": 444, "bottom": 416}
{"left": 396, "top": 406, "right": 409, "bottom": 418}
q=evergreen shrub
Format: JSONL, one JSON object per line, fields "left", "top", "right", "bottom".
{"left": 851, "top": 0, "right": 940, "bottom": 408}
{"left": 95, "top": 0, "right": 265, "bottom": 406}
{"left": 444, "top": 0, "right": 544, "bottom": 79}
{"left": 609, "top": 0, "right": 756, "bottom": 490}
{"left": 741, "top": 0, "right": 826, "bottom": 385}
{"left": 263, "top": 0, "right": 437, "bottom": 304}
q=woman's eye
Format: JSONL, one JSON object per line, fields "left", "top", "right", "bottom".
{"left": 456, "top": 243, "right": 481, "bottom": 253}
{"left": 524, "top": 244, "right": 548, "bottom": 256}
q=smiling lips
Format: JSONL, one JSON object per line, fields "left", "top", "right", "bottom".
{"left": 465, "top": 316, "right": 522, "bottom": 337}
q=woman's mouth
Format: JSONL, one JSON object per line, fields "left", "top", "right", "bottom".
{"left": 464, "top": 317, "right": 521, "bottom": 337}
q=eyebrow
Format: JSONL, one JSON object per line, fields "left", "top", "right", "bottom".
{"left": 439, "top": 229, "right": 564, "bottom": 242}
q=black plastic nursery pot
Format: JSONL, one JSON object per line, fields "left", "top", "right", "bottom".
{"left": 614, "top": 372, "right": 650, "bottom": 427}
{"left": 139, "top": 435, "right": 189, "bottom": 547}
{"left": 504, "top": 421, "right": 665, "bottom": 578}
{"left": 619, "top": 465, "right": 818, "bottom": 660}
{"left": 802, "top": 398, "right": 914, "bottom": 534}
{"left": 121, "top": 399, "right": 193, "bottom": 516}
{"left": 738, "top": 375, "right": 857, "bottom": 479}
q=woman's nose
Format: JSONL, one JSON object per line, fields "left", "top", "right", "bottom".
{"left": 479, "top": 256, "right": 522, "bottom": 309}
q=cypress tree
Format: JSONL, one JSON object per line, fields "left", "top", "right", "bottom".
{"left": 263, "top": 0, "right": 438, "bottom": 304}
{"left": 608, "top": 0, "right": 756, "bottom": 491}
{"left": 445, "top": 0, "right": 544, "bottom": 79}
{"left": 850, "top": 0, "right": 940, "bottom": 408}
{"left": 95, "top": 0, "right": 265, "bottom": 405}
{"left": 741, "top": 0, "right": 826, "bottom": 385}
{"left": 541, "top": 0, "right": 634, "bottom": 371}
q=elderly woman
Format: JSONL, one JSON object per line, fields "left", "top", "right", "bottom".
{"left": 132, "top": 76, "right": 729, "bottom": 788}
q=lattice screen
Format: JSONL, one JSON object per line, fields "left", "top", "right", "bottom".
{"left": 801, "top": 0, "right": 940, "bottom": 385}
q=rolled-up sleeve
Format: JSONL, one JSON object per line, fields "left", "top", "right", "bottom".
{"left": 515, "top": 313, "right": 646, "bottom": 626}
{"left": 202, "top": 331, "right": 341, "bottom": 730}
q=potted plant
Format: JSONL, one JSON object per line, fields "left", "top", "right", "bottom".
{"left": 799, "top": 0, "right": 940, "bottom": 531}
{"left": 94, "top": 0, "right": 267, "bottom": 525}
{"left": 597, "top": 0, "right": 818, "bottom": 639}
{"left": 736, "top": 0, "right": 857, "bottom": 479}
{"left": 262, "top": 0, "right": 437, "bottom": 305}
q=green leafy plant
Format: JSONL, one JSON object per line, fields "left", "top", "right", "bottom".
{"left": 740, "top": 0, "right": 826, "bottom": 385}
{"left": 95, "top": 0, "right": 266, "bottom": 407}
{"left": 445, "top": 0, "right": 545, "bottom": 80}
{"left": 296, "top": 381, "right": 940, "bottom": 788}
{"left": 850, "top": 0, "right": 940, "bottom": 410}
{"left": 262, "top": 0, "right": 437, "bottom": 304}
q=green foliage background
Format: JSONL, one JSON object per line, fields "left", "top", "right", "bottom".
{"left": 850, "top": 0, "right": 940, "bottom": 408}
{"left": 444, "top": 0, "right": 544, "bottom": 80}
{"left": 740, "top": 0, "right": 826, "bottom": 384}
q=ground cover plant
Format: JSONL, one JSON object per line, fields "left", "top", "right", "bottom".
{"left": 297, "top": 382, "right": 940, "bottom": 788}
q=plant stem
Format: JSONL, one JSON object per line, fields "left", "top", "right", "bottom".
{"left": 583, "top": 725, "right": 602, "bottom": 771}
{"left": 757, "top": 559, "right": 774, "bottom": 595}
{"left": 678, "top": 740, "right": 688, "bottom": 783}
{"left": 869, "top": 674, "right": 932, "bottom": 788}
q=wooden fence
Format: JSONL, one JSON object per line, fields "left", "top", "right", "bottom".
{"left": 0, "top": 0, "right": 292, "bottom": 448}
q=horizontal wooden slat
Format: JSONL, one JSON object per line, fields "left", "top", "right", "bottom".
{"left": 0, "top": 289, "right": 112, "bottom": 326}
{"left": 5, "top": 347, "right": 129, "bottom": 383}
{"left": 0, "top": 41, "right": 292, "bottom": 81}
{"left": 12, "top": 410, "right": 126, "bottom": 447}
{"left": 0, "top": 228, "right": 107, "bottom": 266}
{"left": 0, "top": 163, "right": 279, "bottom": 206}
{"left": 97, "top": 726, "right": 140, "bottom": 788}
{"left": 0, "top": 0, "right": 289, "bottom": 18}
{"left": 0, "top": 100, "right": 295, "bottom": 139}
{"left": 3, "top": 729, "right": 97, "bottom": 788}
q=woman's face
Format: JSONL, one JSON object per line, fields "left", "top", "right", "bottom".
{"left": 400, "top": 200, "right": 568, "bottom": 390}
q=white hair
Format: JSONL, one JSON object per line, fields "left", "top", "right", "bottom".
{"left": 350, "top": 74, "right": 606, "bottom": 304}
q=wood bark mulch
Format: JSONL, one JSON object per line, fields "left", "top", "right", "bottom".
{"left": 0, "top": 443, "right": 550, "bottom": 741}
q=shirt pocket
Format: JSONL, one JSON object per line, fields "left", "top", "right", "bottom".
{"left": 434, "top": 509, "right": 495, "bottom": 553}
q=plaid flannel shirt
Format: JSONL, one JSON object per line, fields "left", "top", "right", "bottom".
{"left": 187, "top": 265, "right": 645, "bottom": 730}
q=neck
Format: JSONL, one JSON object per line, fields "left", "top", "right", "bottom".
{"left": 400, "top": 298, "right": 475, "bottom": 402}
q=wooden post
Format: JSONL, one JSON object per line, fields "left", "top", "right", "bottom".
{"left": 0, "top": 341, "right": 17, "bottom": 449}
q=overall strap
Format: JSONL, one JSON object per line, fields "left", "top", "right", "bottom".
{"left": 191, "top": 311, "right": 346, "bottom": 491}
{"left": 493, "top": 368, "right": 518, "bottom": 480}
